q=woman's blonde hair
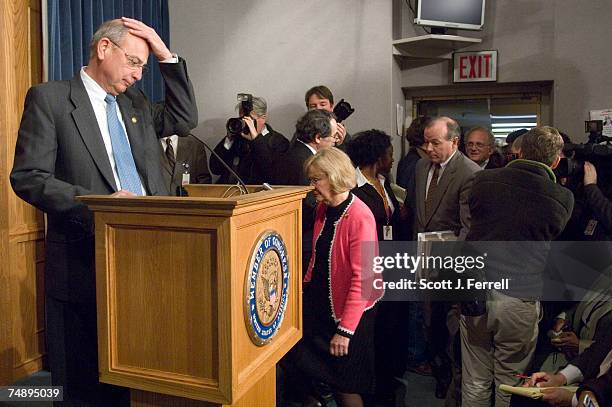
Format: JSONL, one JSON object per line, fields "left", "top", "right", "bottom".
{"left": 304, "top": 147, "right": 356, "bottom": 194}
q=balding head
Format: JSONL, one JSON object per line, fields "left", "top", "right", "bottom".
{"left": 423, "top": 116, "right": 460, "bottom": 164}
{"left": 89, "top": 19, "right": 129, "bottom": 61}
{"left": 85, "top": 19, "right": 149, "bottom": 96}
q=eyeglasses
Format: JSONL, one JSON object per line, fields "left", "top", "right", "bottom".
{"left": 308, "top": 175, "right": 327, "bottom": 185}
{"left": 108, "top": 39, "right": 148, "bottom": 72}
{"left": 465, "top": 142, "right": 491, "bottom": 149}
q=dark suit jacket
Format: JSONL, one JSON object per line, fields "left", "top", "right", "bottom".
{"left": 578, "top": 369, "right": 612, "bottom": 407}
{"left": 210, "top": 124, "right": 289, "bottom": 185}
{"left": 10, "top": 60, "right": 198, "bottom": 302}
{"left": 396, "top": 148, "right": 424, "bottom": 191}
{"left": 483, "top": 150, "right": 506, "bottom": 169}
{"left": 277, "top": 139, "right": 314, "bottom": 186}
{"left": 161, "top": 135, "right": 211, "bottom": 196}
{"left": 571, "top": 324, "right": 612, "bottom": 381}
{"left": 277, "top": 140, "right": 316, "bottom": 272}
{"left": 414, "top": 151, "right": 481, "bottom": 239}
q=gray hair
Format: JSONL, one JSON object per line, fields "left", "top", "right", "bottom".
{"left": 89, "top": 19, "right": 128, "bottom": 60}
{"left": 465, "top": 126, "right": 495, "bottom": 146}
{"left": 236, "top": 96, "right": 267, "bottom": 117}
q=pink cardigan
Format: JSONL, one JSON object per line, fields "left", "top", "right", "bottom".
{"left": 304, "top": 194, "right": 384, "bottom": 336}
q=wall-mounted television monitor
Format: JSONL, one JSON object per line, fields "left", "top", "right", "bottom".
{"left": 415, "top": 0, "right": 485, "bottom": 31}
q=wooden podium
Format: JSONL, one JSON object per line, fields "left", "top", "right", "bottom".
{"left": 79, "top": 185, "right": 310, "bottom": 406}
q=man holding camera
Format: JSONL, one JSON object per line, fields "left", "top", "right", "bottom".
{"left": 305, "top": 85, "right": 352, "bottom": 149}
{"left": 460, "top": 126, "right": 574, "bottom": 407}
{"left": 210, "top": 95, "right": 288, "bottom": 184}
{"left": 582, "top": 161, "right": 612, "bottom": 238}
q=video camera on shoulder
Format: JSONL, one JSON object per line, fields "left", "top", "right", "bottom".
{"left": 226, "top": 93, "right": 253, "bottom": 137}
{"left": 333, "top": 99, "right": 355, "bottom": 122}
{"left": 555, "top": 120, "right": 612, "bottom": 184}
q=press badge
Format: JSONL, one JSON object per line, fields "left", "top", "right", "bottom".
{"left": 383, "top": 225, "right": 393, "bottom": 240}
{"left": 182, "top": 173, "right": 190, "bottom": 186}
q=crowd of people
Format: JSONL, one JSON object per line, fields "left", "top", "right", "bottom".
{"left": 10, "top": 17, "right": 611, "bottom": 407}
{"left": 202, "top": 88, "right": 610, "bottom": 407}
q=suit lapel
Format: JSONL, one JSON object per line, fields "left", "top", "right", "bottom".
{"left": 117, "top": 94, "right": 149, "bottom": 192}
{"left": 69, "top": 77, "right": 118, "bottom": 191}
{"left": 415, "top": 159, "right": 428, "bottom": 226}
{"left": 423, "top": 152, "right": 460, "bottom": 227}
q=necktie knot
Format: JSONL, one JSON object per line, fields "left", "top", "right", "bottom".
{"left": 105, "top": 94, "right": 116, "bottom": 105}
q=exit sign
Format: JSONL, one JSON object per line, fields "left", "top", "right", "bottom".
{"left": 453, "top": 50, "right": 498, "bottom": 83}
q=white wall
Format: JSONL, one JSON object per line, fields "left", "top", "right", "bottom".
{"left": 170, "top": 0, "right": 397, "bottom": 152}
{"left": 397, "top": 0, "right": 612, "bottom": 142}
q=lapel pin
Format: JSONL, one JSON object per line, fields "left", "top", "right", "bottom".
{"left": 131, "top": 117, "right": 137, "bottom": 123}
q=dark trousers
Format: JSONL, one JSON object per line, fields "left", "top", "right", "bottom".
{"left": 46, "top": 296, "right": 129, "bottom": 406}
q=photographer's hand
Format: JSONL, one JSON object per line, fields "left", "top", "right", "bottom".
{"left": 583, "top": 162, "right": 597, "bottom": 186}
{"left": 241, "top": 116, "right": 258, "bottom": 141}
{"left": 335, "top": 122, "right": 347, "bottom": 146}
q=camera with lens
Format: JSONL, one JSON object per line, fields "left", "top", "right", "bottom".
{"left": 333, "top": 99, "right": 355, "bottom": 122}
{"left": 226, "top": 93, "right": 253, "bottom": 137}
{"left": 554, "top": 120, "right": 612, "bottom": 185}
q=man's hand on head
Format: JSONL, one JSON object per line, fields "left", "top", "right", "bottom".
{"left": 122, "top": 17, "right": 173, "bottom": 61}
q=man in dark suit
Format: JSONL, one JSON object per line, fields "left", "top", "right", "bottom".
{"left": 414, "top": 116, "right": 481, "bottom": 399}
{"left": 10, "top": 18, "right": 197, "bottom": 406}
{"left": 277, "top": 109, "right": 338, "bottom": 274}
{"left": 161, "top": 135, "right": 211, "bottom": 195}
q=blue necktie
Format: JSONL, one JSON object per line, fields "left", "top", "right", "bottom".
{"left": 104, "top": 94, "right": 143, "bottom": 195}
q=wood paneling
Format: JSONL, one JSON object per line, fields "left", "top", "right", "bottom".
{"left": 0, "top": 0, "right": 45, "bottom": 385}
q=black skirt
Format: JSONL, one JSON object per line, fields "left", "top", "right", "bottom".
{"left": 287, "top": 194, "right": 378, "bottom": 394}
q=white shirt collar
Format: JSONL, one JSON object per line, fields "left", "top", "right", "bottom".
{"left": 80, "top": 67, "right": 108, "bottom": 103}
{"left": 298, "top": 139, "right": 317, "bottom": 155}
{"left": 439, "top": 149, "right": 458, "bottom": 169}
{"left": 356, "top": 167, "right": 386, "bottom": 188}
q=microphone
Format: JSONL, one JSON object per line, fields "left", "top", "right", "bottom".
{"left": 175, "top": 123, "right": 249, "bottom": 195}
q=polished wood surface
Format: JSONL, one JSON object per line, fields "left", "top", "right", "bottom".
{"left": 80, "top": 186, "right": 308, "bottom": 405}
{"left": 131, "top": 368, "right": 275, "bottom": 407}
{"left": 0, "top": 0, "right": 45, "bottom": 385}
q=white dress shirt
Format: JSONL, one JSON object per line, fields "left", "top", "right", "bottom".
{"left": 80, "top": 67, "right": 147, "bottom": 195}
{"left": 425, "top": 149, "right": 457, "bottom": 199}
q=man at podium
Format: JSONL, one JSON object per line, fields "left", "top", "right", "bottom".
{"left": 10, "top": 17, "right": 197, "bottom": 406}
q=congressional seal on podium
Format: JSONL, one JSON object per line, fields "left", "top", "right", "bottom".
{"left": 244, "top": 230, "right": 290, "bottom": 346}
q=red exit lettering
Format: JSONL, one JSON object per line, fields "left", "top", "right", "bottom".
{"left": 458, "top": 53, "right": 494, "bottom": 80}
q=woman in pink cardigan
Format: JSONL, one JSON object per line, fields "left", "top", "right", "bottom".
{"left": 283, "top": 147, "right": 383, "bottom": 407}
